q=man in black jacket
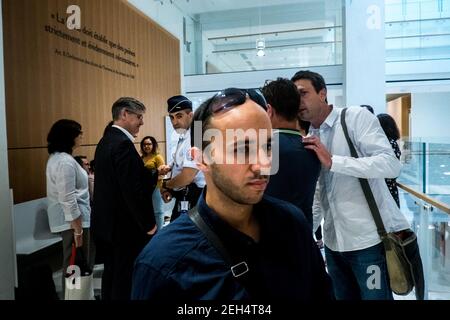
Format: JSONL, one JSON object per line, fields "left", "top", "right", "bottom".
{"left": 261, "top": 78, "right": 321, "bottom": 229}
{"left": 93, "top": 97, "right": 158, "bottom": 300}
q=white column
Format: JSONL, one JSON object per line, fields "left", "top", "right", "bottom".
{"left": 0, "top": 0, "right": 16, "bottom": 300}
{"left": 343, "top": 0, "right": 386, "bottom": 114}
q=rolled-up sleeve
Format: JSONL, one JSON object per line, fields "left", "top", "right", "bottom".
{"left": 330, "top": 108, "right": 401, "bottom": 179}
{"left": 56, "top": 161, "right": 81, "bottom": 222}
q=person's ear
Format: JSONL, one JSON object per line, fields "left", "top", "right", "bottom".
{"left": 319, "top": 88, "right": 327, "bottom": 103}
{"left": 267, "top": 104, "right": 274, "bottom": 119}
{"left": 190, "top": 147, "right": 208, "bottom": 172}
{"left": 120, "top": 108, "right": 127, "bottom": 120}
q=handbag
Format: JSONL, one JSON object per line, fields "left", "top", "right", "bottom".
{"left": 64, "top": 243, "right": 94, "bottom": 300}
{"left": 340, "top": 108, "right": 424, "bottom": 299}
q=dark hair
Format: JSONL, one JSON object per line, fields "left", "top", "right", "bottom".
{"left": 89, "top": 160, "right": 95, "bottom": 173}
{"left": 190, "top": 97, "right": 214, "bottom": 152}
{"left": 291, "top": 70, "right": 327, "bottom": 94}
{"left": 73, "top": 155, "right": 87, "bottom": 167}
{"left": 111, "top": 97, "right": 146, "bottom": 121}
{"left": 140, "top": 136, "right": 159, "bottom": 156}
{"left": 377, "top": 113, "right": 400, "bottom": 141}
{"left": 361, "top": 105, "right": 374, "bottom": 114}
{"left": 298, "top": 118, "right": 311, "bottom": 133}
{"left": 47, "top": 119, "right": 82, "bottom": 155}
{"left": 261, "top": 78, "right": 300, "bottom": 121}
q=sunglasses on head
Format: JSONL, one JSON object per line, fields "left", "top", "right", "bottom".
{"left": 207, "top": 88, "right": 267, "bottom": 115}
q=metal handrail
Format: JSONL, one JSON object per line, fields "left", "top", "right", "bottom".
{"left": 207, "top": 25, "right": 342, "bottom": 41}
{"left": 211, "top": 40, "right": 340, "bottom": 54}
{"left": 397, "top": 182, "right": 450, "bottom": 215}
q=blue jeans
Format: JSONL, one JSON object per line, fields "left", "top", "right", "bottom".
{"left": 325, "top": 242, "right": 393, "bottom": 300}
{"left": 152, "top": 188, "right": 165, "bottom": 230}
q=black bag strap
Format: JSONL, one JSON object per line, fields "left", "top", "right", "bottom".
{"left": 188, "top": 207, "right": 249, "bottom": 278}
{"left": 340, "top": 108, "right": 389, "bottom": 242}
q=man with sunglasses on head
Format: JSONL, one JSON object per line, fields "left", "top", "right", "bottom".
{"left": 132, "top": 88, "right": 333, "bottom": 301}
{"left": 159, "top": 95, "right": 205, "bottom": 223}
{"left": 261, "top": 78, "right": 321, "bottom": 229}
{"left": 93, "top": 97, "right": 159, "bottom": 300}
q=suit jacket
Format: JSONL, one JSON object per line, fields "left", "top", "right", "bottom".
{"left": 92, "top": 126, "right": 157, "bottom": 246}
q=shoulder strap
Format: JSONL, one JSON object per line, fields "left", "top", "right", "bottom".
{"left": 188, "top": 207, "right": 249, "bottom": 278}
{"left": 340, "top": 108, "right": 388, "bottom": 241}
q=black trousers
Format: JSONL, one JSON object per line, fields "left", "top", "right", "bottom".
{"left": 404, "top": 236, "right": 425, "bottom": 300}
{"left": 99, "top": 237, "right": 150, "bottom": 300}
{"left": 170, "top": 184, "right": 203, "bottom": 222}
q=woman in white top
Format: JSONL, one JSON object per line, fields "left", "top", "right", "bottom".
{"left": 46, "top": 119, "right": 94, "bottom": 295}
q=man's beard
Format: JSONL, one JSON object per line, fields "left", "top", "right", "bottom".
{"left": 175, "top": 128, "right": 188, "bottom": 135}
{"left": 210, "top": 165, "right": 267, "bottom": 205}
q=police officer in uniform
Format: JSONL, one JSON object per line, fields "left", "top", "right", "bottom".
{"left": 160, "top": 95, "right": 205, "bottom": 222}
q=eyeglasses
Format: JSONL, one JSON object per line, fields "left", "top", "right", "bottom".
{"left": 207, "top": 88, "right": 267, "bottom": 115}
{"left": 125, "top": 109, "right": 144, "bottom": 120}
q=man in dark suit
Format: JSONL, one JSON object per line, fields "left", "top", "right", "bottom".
{"left": 93, "top": 97, "right": 158, "bottom": 300}
{"left": 261, "top": 78, "right": 321, "bottom": 229}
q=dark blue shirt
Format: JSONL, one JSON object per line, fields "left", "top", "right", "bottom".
{"left": 264, "top": 129, "right": 321, "bottom": 227}
{"left": 131, "top": 191, "right": 333, "bottom": 301}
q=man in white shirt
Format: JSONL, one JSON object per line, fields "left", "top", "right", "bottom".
{"left": 292, "top": 70, "right": 410, "bottom": 300}
{"left": 159, "top": 95, "right": 206, "bottom": 222}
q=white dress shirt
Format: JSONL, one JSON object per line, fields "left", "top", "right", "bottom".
{"left": 112, "top": 124, "right": 134, "bottom": 142}
{"left": 170, "top": 130, "right": 205, "bottom": 190}
{"left": 46, "top": 152, "right": 90, "bottom": 233}
{"left": 312, "top": 106, "right": 410, "bottom": 252}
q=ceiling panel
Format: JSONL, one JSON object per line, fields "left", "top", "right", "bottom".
{"left": 169, "top": 0, "right": 323, "bottom": 15}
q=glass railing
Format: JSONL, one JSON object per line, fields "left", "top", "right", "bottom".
{"left": 397, "top": 183, "right": 450, "bottom": 300}
{"left": 398, "top": 138, "right": 450, "bottom": 205}
{"left": 184, "top": 15, "right": 450, "bottom": 75}
{"left": 397, "top": 137, "right": 450, "bottom": 299}
{"left": 398, "top": 140, "right": 426, "bottom": 193}
{"left": 185, "top": 25, "right": 343, "bottom": 75}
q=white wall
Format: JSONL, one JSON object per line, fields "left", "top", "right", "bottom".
{"left": 386, "top": 59, "right": 450, "bottom": 82}
{"left": 128, "top": 0, "right": 197, "bottom": 92}
{"left": 0, "top": 0, "right": 16, "bottom": 299}
{"left": 185, "top": 64, "right": 343, "bottom": 93}
{"left": 411, "top": 92, "right": 450, "bottom": 142}
{"left": 343, "top": 0, "right": 386, "bottom": 115}
{"left": 184, "top": 64, "right": 343, "bottom": 110}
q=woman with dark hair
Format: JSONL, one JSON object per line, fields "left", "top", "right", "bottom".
{"left": 377, "top": 113, "right": 401, "bottom": 207}
{"left": 141, "top": 136, "right": 167, "bottom": 229}
{"left": 46, "top": 119, "right": 94, "bottom": 296}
